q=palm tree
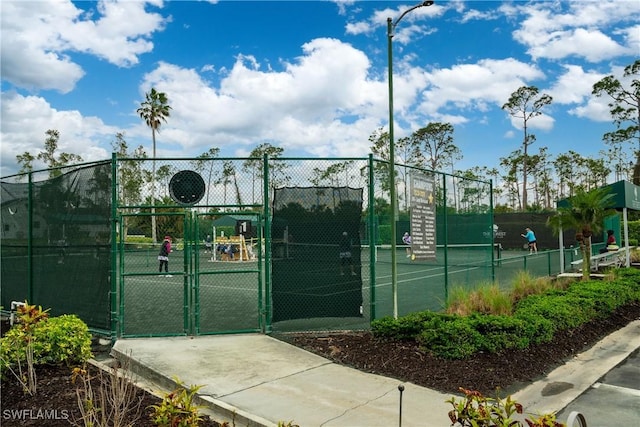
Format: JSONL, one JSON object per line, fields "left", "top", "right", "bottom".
{"left": 137, "top": 88, "right": 171, "bottom": 244}
{"left": 547, "top": 187, "right": 616, "bottom": 280}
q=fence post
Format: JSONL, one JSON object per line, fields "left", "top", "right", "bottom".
{"left": 27, "top": 171, "right": 34, "bottom": 304}
{"left": 442, "top": 174, "right": 449, "bottom": 302}
{"left": 263, "top": 153, "right": 272, "bottom": 331}
{"left": 368, "top": 154, "right": 376, "bottom": 321}
{"left": 110, "top": 153, "right": 119, "bottom": 339}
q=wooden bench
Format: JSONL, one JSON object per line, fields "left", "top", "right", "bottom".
{"left": 570, "top": 247, "right": 632, "bottom": 272}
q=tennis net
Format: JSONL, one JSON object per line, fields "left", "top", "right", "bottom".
{"left": 274, "top": 242, "right": 500, "bottom": 266}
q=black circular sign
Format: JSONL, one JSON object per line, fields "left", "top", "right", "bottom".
{"left": 169, "top": 170, "right": 206, "bottom": 205}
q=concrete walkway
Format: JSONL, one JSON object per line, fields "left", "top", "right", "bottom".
{"left": 111, "top": 319, "right": 640, "bottom": 427}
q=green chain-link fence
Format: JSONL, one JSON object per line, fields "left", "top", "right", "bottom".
{"left": 3, "top": 154, "right": 578, "bottom": 338}
{"left": 1, "top": 161, "right": 113, "bottom": 332}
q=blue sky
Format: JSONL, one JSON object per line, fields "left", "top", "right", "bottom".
{"left": 1, "top": 0, "right": 639, "bottom": 178}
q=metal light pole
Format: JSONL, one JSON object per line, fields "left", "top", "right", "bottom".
{"left": 388, "top": 1, "right": 434, "bottom": 318}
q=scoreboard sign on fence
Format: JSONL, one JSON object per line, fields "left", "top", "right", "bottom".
{"left": 409, "top": 173, "right": 436, "bottom": 260}
{"left": 236, "top": 220, "right": 252, "bottom": 237}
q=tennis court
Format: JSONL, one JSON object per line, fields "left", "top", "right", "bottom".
{"left": 116, "top": 240, "right": 504, "bottom": 335}
{"left": 1, "top": 157, "right": 516, "bottom": 337}
{"left": 268, "top": 242, "right": 499, "bottom": 332}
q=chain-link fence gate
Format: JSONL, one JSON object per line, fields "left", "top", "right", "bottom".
{"left": 115, "top": 155, "right": 266, "bottom": 337}
{"left": 117, "top": 211, "right": 264, "bottom": 337}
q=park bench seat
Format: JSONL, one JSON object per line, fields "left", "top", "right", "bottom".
{"left": 570, "top": 247, "right": 633, "bottom": 272}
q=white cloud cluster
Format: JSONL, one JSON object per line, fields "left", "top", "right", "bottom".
{"left": 1, "top": 0, "right": 639, "bottom": 178}
{"left": 0, "top": 91, "right": 116, "bottom": 174}
{"left": 512, "top": 1, "right": 638, "bottom": 62}
{"left": 135, "top": 38, "right": 384, "bottom": 158}
{"left": 0, "top": 0, "right": 167, "bottom": 93}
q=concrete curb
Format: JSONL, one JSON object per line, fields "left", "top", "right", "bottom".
{"left": 514, "top": 319, "right": 640, "bottom": 415}
{"left": 104, "top": 320, "right": 640, "bottom": 427}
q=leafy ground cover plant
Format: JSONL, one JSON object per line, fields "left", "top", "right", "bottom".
{"left": 447, "top": 387, "right": 564, "bottom": 427}
{"left": 0, "top": 301, "right": 49, "bottom": 395}
{"left": 0, "top": 302, "right": 50, "bottom": 394}
{"left": 149, "top": 377, "right": 204, "bottom": 427}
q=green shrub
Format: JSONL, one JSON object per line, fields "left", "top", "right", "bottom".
{"left": 215, "top": 226, "right": 236, "bottom": 238}
{"left": 567, "top": 280, "right": 635, "bottom": 315}
{"left": 125, "top": 235, "right": 152, "bottom": 244}
{"left": 626, "top": 220, "right": 640, "bottom": 244}
{"left": 612, "top": 269, "right": 640, "bottom": 298}
{"left": 1, "top": 314, "right": 93, "bottom": 372}
{"left": 468, "top": 314, "right": 531, "bottom": 352}
{"left": 513, "top": 293, "right": 594, "bottom": 331}
{"left": 512, "top": 312, "right": 555, "bottom": 345}
{"left": 417, "top": 316, "right": 484, "bottom": 359}
{"left": 372, "top": 267, "right": 640, "bottom": 360}
{"left": 371, "top": 311, "right": 437, "bottom": 340}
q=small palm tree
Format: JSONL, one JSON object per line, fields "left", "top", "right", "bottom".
{"left": 547, "top": 187, "right": 616, "bottom": 280}
{"left": 137, "top": 88, "right": 171, "bottom": 244}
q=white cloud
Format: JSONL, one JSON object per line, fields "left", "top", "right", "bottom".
{"left": 620, "top": 24, "right": 640, "bottom": 53}
{"left": 528, "top": 28, "right": 627, "bottom": 62}
{"left": 0, "top": 92, "right": 116, "bottom": 176}
{"left": 345, "top": 2, "right": 442, "bottom": 43}
{"left": 507, "top": 113, "right": 555, "bottom": 132}
{"left": 419, "top": 58, "right": 545, "bottom": 116}
{"left": 345, "top": 20, "right": 372, "bottom": 36}
{"left": 133, "top": 38, "right": 386, "bottom": 158}
{"left": 0, "top": 0, "right": 168, "bottom": 92}
{"left": 569, "top": 64, "right": 636, "bottom": 122}
{"left": 60, "top": 0, "right": 167, "bottom": 67}
{"left": 549, "top": 65, "right": 605, "bottom": 105}
{"left": 512, "top": 1, "right": 640, "bottom": 62}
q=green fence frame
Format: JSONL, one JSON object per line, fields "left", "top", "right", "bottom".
{"left": 10, "top": 154, "right": 603, "bottom": 339}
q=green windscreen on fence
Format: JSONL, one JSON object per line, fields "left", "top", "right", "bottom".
{"left": 1, "top": 163, "right": 112, "bottom": 330}
{"left": 271, "top": 187, "right": 364, "bottom": 322}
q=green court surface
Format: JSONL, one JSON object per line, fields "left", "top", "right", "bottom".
{"left": 119, "top": 247, "right": 261, "bottom": 337}
{"left": 23, "top": 243, "right": 565, "bottom": 336}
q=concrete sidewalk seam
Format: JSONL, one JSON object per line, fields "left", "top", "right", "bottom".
{"left": 215, "top": 360, "right": 336, "bottom": 400}
{"left": 318, "top": 384, "right": 400, "bottom": 427}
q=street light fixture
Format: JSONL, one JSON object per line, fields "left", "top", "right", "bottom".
{"left": 387, "top": 1, "right": 434, "bottom": 318}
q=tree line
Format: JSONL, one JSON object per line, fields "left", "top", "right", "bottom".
{"left": 15, "top": 60, "right": 639, "bottom": 216}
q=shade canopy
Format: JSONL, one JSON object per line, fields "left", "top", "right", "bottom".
{"left": 557, "top": 180, "right": 640, "bottom": 210}
{"left": 556, "top": 180, "right": 639, "bottom": 271}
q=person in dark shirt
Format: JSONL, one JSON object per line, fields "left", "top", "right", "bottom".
{"left": 158, "top": 236, "right": 171, "bottom": 276}
{"left": 339, "top": 231, "right": 356, "bottom": 276}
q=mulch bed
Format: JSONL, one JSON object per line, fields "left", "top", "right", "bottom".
{"left": 280, "top": 301, "right": 640, "bottom": 396}
{"left": 2, "top": 301, "right": 639, "bottom": 426}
